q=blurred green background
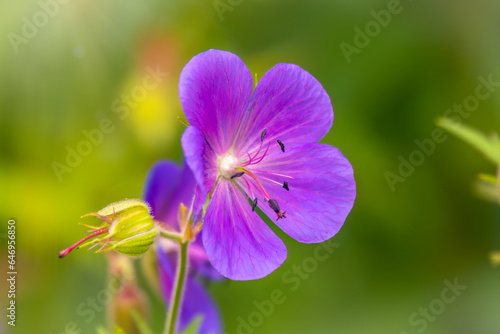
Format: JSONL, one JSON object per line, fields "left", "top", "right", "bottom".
{"left": 1, "top": 0, "right": 500, "bottom": 333}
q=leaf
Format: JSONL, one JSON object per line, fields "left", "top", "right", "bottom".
{"left": 437, "top": 117, "right": 500, "bottom": 165}
{"left": 131, "top": 309, "right": 154, "bottom": 334}
{"left": 181, "top": 316, "right": 203, "bottom": 334}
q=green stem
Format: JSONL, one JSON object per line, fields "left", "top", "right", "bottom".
{"left": 164, "top": 241, "right": 189, "bottom": 334}
{"left": 159, "top": 229, "right": 183, "bottom": 243}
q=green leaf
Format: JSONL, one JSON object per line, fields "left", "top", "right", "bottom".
{"left": 437, "top": 117, "right": 500, "bottom": 165}
{"left": 131, "top": 309, "right": 154, "bottom": 334}
{"left": 182, "top": 316, "right": 203, "bottom": 334}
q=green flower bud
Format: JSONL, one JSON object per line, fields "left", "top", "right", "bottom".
{"left": 59, "top": 199, "right": 158, "bottom": 258}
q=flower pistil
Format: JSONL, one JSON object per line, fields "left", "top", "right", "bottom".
{"left": 216, "top": 129, "right": 289, "bottom": 221}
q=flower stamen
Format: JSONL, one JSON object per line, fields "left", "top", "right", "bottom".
{"left": 277, "top": 140, "right": 285, "bottom": 152}
{"left": 268, "top": 199, "right": 287, "bottom": 220}
{"left": 251, "top": 198, "right": 258, "bottom": 212}
{"left": 268, "top": 199, "right": 280, "bottom": 212}
{"left": 221, "top": 131, "right": 289, "bottom": 220}
{"left": 242, "top": 177, "right": 256, "bottom": 200}
{"left": 239, "top": 168, "right": 271, "bottom": 200}
{"left": 230, "top": 172, "right": 245, "bottom": 179}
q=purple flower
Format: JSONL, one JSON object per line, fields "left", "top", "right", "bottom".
{"left": 180, "top": 49, "right": 356, "bottom": 280}
{"left": 144, "top": 161, "right": 222, "bottom": 334}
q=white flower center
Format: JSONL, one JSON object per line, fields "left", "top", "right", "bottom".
{"left": 218, "top": 153, "right": 239, "bottom": 179}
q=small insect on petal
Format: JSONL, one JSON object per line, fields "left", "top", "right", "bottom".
{"left": 261, "top": 129, "right": 267, "bottom": 142}
{"left": 251, "top": 198, "right": 258, "bottom": 212}
{"left": 283, "top": 182, "right": 289, "bottom": 191}
{"left": 277, "top": 140, "right": 285, "bottom": 152}
{"left": 268, "top": 199, "right": 280, "bottom": 213}
{"left": 230, "top": 172, "right": 245, "bottom": 179}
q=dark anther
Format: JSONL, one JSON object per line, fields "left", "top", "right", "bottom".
{"left": 268, "top": 199, "right": 280, "bottom": 213}
{"left": 251, "top": 198, "right": 258, "bottom": 212}
{"left": 277, "top": 140, "right": 285, "bottom": 152}
{"left": 230, "top": 172, "right": 245, "bottom": 179}
{"left": 261, "top": 129, "right": 267, "bottom": 142}
{"left": 283, "top": 182, "right": 289, "bottom": 191}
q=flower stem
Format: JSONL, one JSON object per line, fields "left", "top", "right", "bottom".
{"left": 164, "top": 241, "right": 189, "bottom": 334}
{"left": 159, "top": 228, "right": 183, "bottom": 243}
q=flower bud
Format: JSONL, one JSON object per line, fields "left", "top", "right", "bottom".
{"left": 106, "top": 253, "right": 149, "bottom": 334}
{"left": 112, "top": 282, "right": 149, "bottom": 334}
{"left": 59, "top": 199, "right": 158, "bottom": 258}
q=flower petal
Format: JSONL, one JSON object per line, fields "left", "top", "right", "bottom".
{"left": 203, "top": 181, "right": 287, "bottom": 280}
{"left": 180, "top": 279, "right": 222, "bottom": 334}
{"left": 256, "top": 144, "right": 355, "bottom": 243}
{"left": 181, "top": 126, "right": 218, "bottom": 194}
{"left": 157, "top": 247, "right": 222, "bottom": 334}
{"left": 143, "top": 161, "right": 197, "bottom": 228}
{"left": 235, "top": 64, "right": 333, "bottom": 155}
{"left": 179, "top": 49, "right": 253, "bottom": 154}
{"left": 188, "top": 241, "right": 224, "bottom": 282}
